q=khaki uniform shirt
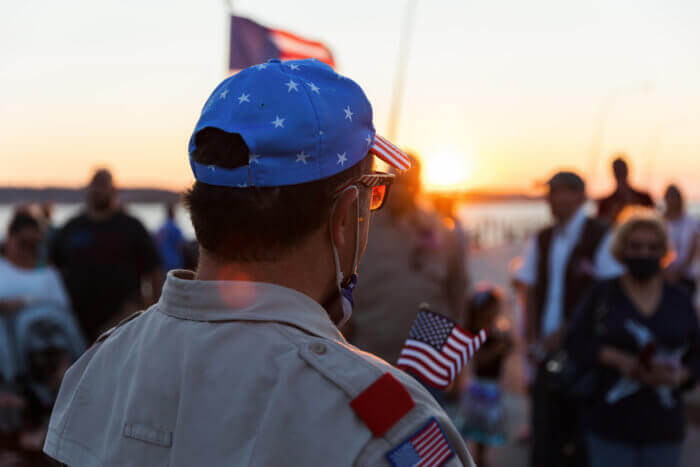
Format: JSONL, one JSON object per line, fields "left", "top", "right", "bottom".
{"left": 44, "top": 270, "right": 474, "bottom": 466}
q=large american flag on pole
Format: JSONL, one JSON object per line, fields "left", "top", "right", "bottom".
{"left": 397, "top": 307, "right": 487, "bottom": 389}
{"left": 229, "top": 16, "right": 335, "bottom": 73}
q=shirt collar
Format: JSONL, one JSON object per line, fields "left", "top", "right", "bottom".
{"left": 158, "top": 270, "right": 345, "bottom": 343}
{"left": 557, "top": 205, "right": 588, "bottom": 239}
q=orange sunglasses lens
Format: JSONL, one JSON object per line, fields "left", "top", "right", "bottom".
{"left": 370, "top": 185, "right": 387, "bottom": 211}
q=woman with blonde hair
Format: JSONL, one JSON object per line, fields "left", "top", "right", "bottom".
{"left": 566, "top": 208, "right": 700, "bottom": 467}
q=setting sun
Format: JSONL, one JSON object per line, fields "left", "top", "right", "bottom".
{"left": 421, "top": 149, "right": 474, "bottom": 193}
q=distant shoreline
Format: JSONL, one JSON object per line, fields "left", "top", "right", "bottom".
{"left": 0, "top": 187, "right": 182, "bottom": 204}
{"left": 0, "top": 187, "right": 541, "bottom": 204}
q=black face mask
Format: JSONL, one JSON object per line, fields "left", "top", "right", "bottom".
{"left": 623, "top": 256, "right": 661, "bottom": 282}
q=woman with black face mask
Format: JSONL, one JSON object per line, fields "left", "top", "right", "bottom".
{"left": 565, "top": 208, "right": 700, "bottom": 467}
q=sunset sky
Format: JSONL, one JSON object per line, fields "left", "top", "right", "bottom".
{"left": 2, "top": 0, "right": 699, "bottom": 198}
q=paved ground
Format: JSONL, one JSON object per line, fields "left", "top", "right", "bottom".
{"left": 486, "top": 392, "right": 700, "bottom": 467}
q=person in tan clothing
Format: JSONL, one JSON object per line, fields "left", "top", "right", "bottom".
{"left": 351, "top": 158, "right": 469, "bottom": 365}
{"left": 43, "top": 59, "right": 474, "bottom": 466}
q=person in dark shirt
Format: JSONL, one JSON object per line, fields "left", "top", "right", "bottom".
{"left": 566, "top": 209, "right": 700, "bottom": 467}
{"left": 597, "top": 156, "right": 654, "bottom": 224}
{"left": 50, "top": 169, "right": 162, "bottom": 341}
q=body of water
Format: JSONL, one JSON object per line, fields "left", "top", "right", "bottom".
{"left": 1, "top": 200, "right": 698, "bottom": 247}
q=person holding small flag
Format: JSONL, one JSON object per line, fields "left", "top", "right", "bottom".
{"left": 42, "top": 59, "right": 475, "bottom": 466}
{"left": 458, "top": 286, "right": 513, "bottom": 467}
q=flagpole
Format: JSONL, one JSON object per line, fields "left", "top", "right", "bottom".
{"left": 224, "top": 0, "right": 234, "bottom": 75}
{"left": 386, "top": 0, "right": 418, "bottom": 141}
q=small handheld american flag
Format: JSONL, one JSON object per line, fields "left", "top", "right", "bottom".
{"left": 397, "top": 304, "right": 487, "bottom": 389}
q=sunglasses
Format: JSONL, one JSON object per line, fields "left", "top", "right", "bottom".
{"left": 335, "top": 172, "right": 395, "bottom": 211}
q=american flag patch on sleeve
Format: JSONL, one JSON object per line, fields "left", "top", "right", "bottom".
{"left": 385, "top": 417, "right": 455, "bottom": 467}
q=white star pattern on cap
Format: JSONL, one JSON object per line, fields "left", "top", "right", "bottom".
{"left": 288, "top": 63, "right": 300, "bottom": 70}
{"left": 344, "top": 106, "right": 354, "bottom": 121}
{"left": 296, "top": 151, "right": 310, "bottom": 164}
{"left": 203, "top": 99, "right": 214, "bottom": 113}
{"left": 249, "top": 154, "right": 260, "bottom": 164}
{"left": 365, "top": 134, "right": 372, "bottom": 146}
{"left": 218, "top": 89, "right": 229, "bottom": 99}
{"left": 237, "top": 93, "right": 250, "bottom": 104}
{"left": 307, "top": 82, "right": 320, "bottom": 94}
{"left": 337, "top": 152, "right": 347, "bottom": 166}
{"left": 256, "top": 63, "right": 268, "bottom": 70}
{"left": 271, "top": 116, "right": 285, "bottom": 128}
{"left": 285, "top": 80, "right": 299, "bottom": 92}
{"left": 207, "top": 165, "right": 216, "bottom": 172}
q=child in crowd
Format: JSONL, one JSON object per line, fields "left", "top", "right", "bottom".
{"left": 459, "top": 285, "right": 513, "bottom": 467}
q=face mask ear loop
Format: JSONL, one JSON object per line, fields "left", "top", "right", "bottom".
{"left": 329, "top": 185, "right": 360, "bottom": 329}
{"left": 350, "top": 186, "right": 361, "bottom": 279}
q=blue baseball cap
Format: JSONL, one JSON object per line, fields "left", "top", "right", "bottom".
{"left": 189, "top": 58, "right": 410, "bottom": 188}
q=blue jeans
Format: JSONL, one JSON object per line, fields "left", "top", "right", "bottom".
{"left": 587, "top": 434, "right": 682, "bottom": 467}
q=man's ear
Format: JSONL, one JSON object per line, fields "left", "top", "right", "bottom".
{"left": 330, "top": 187, "right": 359, "bottom": 249}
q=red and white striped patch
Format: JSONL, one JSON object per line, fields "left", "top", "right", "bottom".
{"left": 370, "top": 134, "right": 411, "bottom": 172}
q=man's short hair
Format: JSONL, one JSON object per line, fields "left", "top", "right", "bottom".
{"left": 184, "top": 128, "right": 372, "bottom": 262}
{"left": 8, "top": 212, "right": 40, "bottom": 237}
{"left": 612, "top": 156, "right": 628, "bottom": 178}
{"left": 90, "top": 168, "right": 113, "bottom": 186}
{"left": 546, "top": 171, "right": 585, "bottom": 193}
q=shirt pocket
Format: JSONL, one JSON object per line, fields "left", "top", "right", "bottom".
{"left": 123, "top": 423, "right": 173, "bottom": 448}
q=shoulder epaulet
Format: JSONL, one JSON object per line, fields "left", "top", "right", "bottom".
{"left": 299, "top": 340, "right": 415, "bottom": 437}
{"left": 95, "top": 310, "right": 143, "bottom": 344}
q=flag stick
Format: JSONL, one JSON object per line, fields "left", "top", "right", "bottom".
{"left": 386, "top": 0, "right": 418, "bottom": 141}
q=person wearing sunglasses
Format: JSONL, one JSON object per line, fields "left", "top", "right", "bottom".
{"left": 43, "top": 59, "right": 475, "bottom": 466}
{"left": 566, "top": 208, "right": 700, "bottom": 467}
{"left": 349, "top": 157, "right": 469, "bottom": 365}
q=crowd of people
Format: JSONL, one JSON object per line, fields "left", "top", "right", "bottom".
{"left": 342, "top": 152, "right": 700, "bottom": 467}
{"left": 0, "top": 170, "right": 190, "bottom": 464}
{"left": 0, "top": 153, "right": 698, "bottom": 466}
{"left": 0, "top": 154, "right": 698, "bottom": 466}
{"left": 511, "top": 156, "right": 699, "bottom": 467}
{"left": 0, "top": 70, "right": 697, "bottom": 467}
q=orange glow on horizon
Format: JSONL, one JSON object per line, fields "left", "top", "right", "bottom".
{"left": 421, "top": 149, "right": 475, "bottom": 193}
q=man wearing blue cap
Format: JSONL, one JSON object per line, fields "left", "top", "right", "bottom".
{"left": 43, "top": 59, "right": 474, "bottom": 466}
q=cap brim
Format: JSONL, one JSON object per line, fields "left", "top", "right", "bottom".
{"left": 370, "top": 134, "right": 411, "bottom": 172}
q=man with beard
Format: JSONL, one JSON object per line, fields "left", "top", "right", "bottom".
{"left": 49, "top": 169, "right": 162, "bottom": 341}
{"left": 516, "top": 171, "right": 623, "bottom": 467}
